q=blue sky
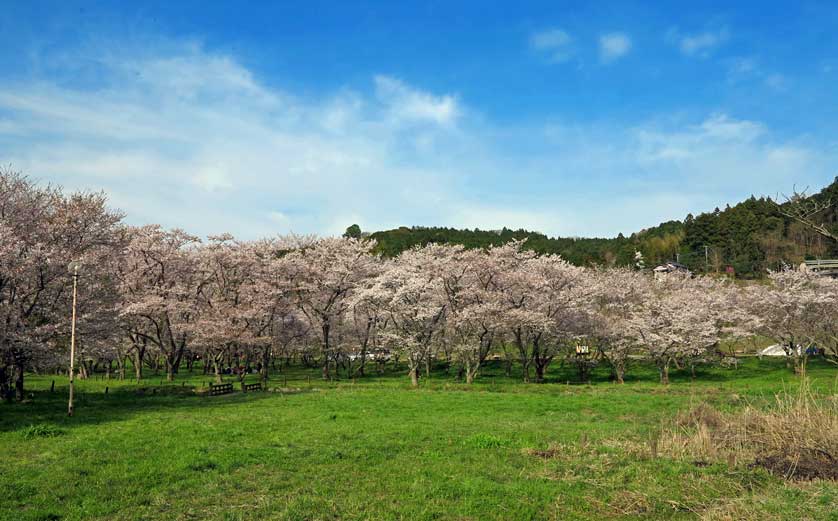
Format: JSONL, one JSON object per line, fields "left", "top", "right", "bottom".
{"left": 1, "top": 1, "right": 837, "bottom": 238}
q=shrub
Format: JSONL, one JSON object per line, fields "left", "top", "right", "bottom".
{"left": 465, "top": 433, "right": 510, "bottom": 449}
{"left": 20, "top": 424, "right": 65, "bottom": 440}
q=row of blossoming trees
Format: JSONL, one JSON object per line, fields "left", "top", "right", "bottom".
{"left": 2, "top": 170, "right": 837, "bottom": 400}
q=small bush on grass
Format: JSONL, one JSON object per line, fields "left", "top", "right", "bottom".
{"left": 659, "top": 380, "right": 838, "bottom": 480}
{"left": 465, "top": 433, "right": 511, "bottom": 449}
{"left": 20, "top": 423, "right": 65, "bottom": 440}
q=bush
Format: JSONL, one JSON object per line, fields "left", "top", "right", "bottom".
{"left": 465, "top": 433, "right": 511, "bottom": 449}
{"left": 20, "top": 423, "right": 65, "bottom": 440}
{"left": 659, "top": 381, "right": 838, "bottom": 480}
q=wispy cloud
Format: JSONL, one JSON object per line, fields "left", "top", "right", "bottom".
{"left": 668, "top": 28, "right": 729, "bottom": 57}
{"left": 529, "top": 28, "right": 574, "bottom": 63}
{"left": 599, "top": 32, "right": 632, "bottom": 63}
{"left": 764, "top": 73, "right": 787, "bottom": 92}
{"left": 725, "top": 57, "right": 788, "bottom": 92}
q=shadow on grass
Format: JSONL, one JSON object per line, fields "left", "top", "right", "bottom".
{"left": 0, "top": 383, "right": 284, "bottom": 434}
{"left": 2, "top": 357, "right": 830, "bottom": 434}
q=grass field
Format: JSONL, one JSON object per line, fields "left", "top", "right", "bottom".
{"left": 2, "top": 359, "right": 837, "bottom": 521}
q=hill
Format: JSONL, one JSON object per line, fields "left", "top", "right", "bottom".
{"left": 360, "top": 178, "right": 838, "bottom": 278}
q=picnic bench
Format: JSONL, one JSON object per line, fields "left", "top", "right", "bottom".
{"left": 208, "top": 382, "right": 234, "bottom": 396}
{"left": 242, "top": 382, "right": 262, "bottom": 393}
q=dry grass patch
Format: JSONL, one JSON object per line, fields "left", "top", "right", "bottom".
{"left": 659, "top": 381, "right": 838, "bottom": 481}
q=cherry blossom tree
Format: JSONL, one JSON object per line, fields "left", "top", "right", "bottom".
{"left": 486, "top": 242, "right": 545, "bottom": 382}
{"left": 743, "top": 268, "right": 836, "bottom": 375}
{"left": 287, "top": 237, "right": 380, "bottom": 380}
{"left": 0, "top": 169, "right": 123, "bottom": 400}
{"left": 527, "top": 253, "right": 597, "bottom": 383}
{"left": 589, "top": 268, "right": 648, "bottom": 384}
{"left": 355, "top": 245, "right": 450, "bottom": 386}
{"left": 117, "top": 225, "right": 200, "bottom": 382}
{"left": 810, "top": 278, "right": 838, "bottom": 366}
{"left": 487, "top": 241, "right": 600, "bottom": 383}
{"left": 627, "top": 273, "right": 731, "bottom": 384}
{"left": 439, "top": 246, "right": 502, "bottom": 384}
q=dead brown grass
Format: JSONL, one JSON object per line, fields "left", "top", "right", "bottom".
{"left": 659, "top": 380, "right": 838, "bottom": 481}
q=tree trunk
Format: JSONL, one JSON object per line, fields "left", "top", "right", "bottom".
{"left": 260, "top": 347, "right": 271, "bottom": 386}
{"left": 14, "top": 362, "right": 25, "bottom": 401}
{"left": 357, "top": 351, "right": 366, "bottom": 377}
{"left": 425, "top": 352, "right": 432, "bottom": 378}
{"left": 0, "top": 364, "right": 10, "bottom": 402}
{"left": 172, "top": 351, "right": 183, "bottom": 376}
{"left": 615, "top": 363, "right": 625, "bottom": 384}
{"left": 534, "top": 363, "right": 545, "bottom": 383}
{"left": 134, "top": 345, "right": 145, "bottom": 381}
{"left": 659, "top": 361, "right": 670, "bottom": 385}
{"left": 409, "top": 366, "right": 419, "bottom": 387}
{"left": 516, "top": 330, "right": 532, "bottom": 383}
{"left": 321, "top": 323, "right": 331, "bottom": 381}
{"left": 358, "top": 318, "right": 372, "bottom": 378}
{"left": 213, "top": 354, "right": 224, "bottom": 384}
{"left": 465, "top": 359, "right": 477, "bottom": 384}
{"left": 117, "top": 356, "right": 126, "bottom": 380}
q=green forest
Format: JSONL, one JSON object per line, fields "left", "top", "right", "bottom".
{"left": 360, "top": 178, "right": 838, "bottom": 278}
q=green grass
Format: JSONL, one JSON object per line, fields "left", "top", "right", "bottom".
{"left": 1, "top": 358, "right": 836, "bottom": 521}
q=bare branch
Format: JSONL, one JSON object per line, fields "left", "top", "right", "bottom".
{"left": 773, "top": 187, "right": 838, "bottom": 242}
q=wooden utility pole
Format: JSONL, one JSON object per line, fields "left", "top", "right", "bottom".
{"left": 68, "top": 262, "right": 81, "bottom": 417}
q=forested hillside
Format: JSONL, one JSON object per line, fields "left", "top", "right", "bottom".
{"left": 362, "top": 178, "right": 838, "bottom": 278}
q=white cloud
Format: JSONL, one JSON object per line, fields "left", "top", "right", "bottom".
{"left": 529, "top": 28, "right": 574, "bottom": 63}
{"left": 0, "top": 48, "right": 465, "bottom": 237}
{"left": 374, "top": 75, "right": 459, "bottom": 126}
{"left": 0, "top": 42, "right": 834, "bottom": 240}
{"left": 192, "top": 165, "right": 234, "bottom": 192}
{"left": 599, "top": 32, "right": 632, "bottom": 63}
{"left": 630, "top": 114, "right": 816, "bottom": 192}
{"left": 670, "top": 28, "right": 729, "bottom": 57}
{"left": 453, "top": 205, "right": 571, "bottom": 236}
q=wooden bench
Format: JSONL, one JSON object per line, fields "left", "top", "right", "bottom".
{"left": 242, "top": 382, "right": 262, "bottom": 393}
{"left": 208, "top": 382, "right": 234, "bottom": 396}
